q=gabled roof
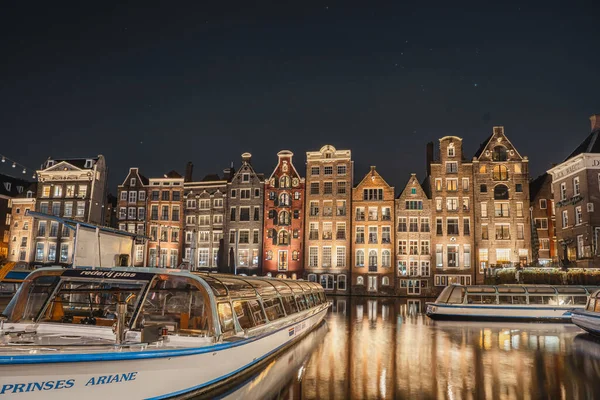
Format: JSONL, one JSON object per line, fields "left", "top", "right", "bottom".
{"left": 564, "top": 129, "right": 600, "bottom": 161}
{"left": 355, "top": 166, "right": 393, "bottom": 190}
{"left": 473, "top": 127, "right": 523, "bottom": 160}
{"left": 529, "top": 173, "right": 550, "bottom": 200}
{"left": 120, "top": 167, "right": 149, "bottom": 186}
{"left": 396, "top": 173, "right": 427, "bottom": 200}
{"left": 267, "top": 150, "right": 302, "bottom": 181}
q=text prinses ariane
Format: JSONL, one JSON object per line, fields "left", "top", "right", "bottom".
{"left": 0, "top": 372, "right": 138, "bottom": 395}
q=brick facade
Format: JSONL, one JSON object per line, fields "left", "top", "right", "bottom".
{"left": 7, "top": 184, "right": 36, "bottom": 266}
{"left": 263, "top": 150, "right": 305, "bottom": 279}
{"left": 473, "top": 126, "right": 531, "bottom": 282}
{"left": 304, "top": 145, "right": 352, "bottom": 294}
{"left": 226, "top": 153, "right": 264, "bottom": 276}
{"left": 351, "top": 167, "right": 395, "bottom": 295}
{"left": 428, "top": 137, "right": 475, "bottom": 287}
{"left": 395, "top": 174, "right": 434, "bottom": 296}
{"left": 116, "top": 168, "right": 148, "bottom": 266}
{"left": 530, "top": 173, "right": 558, "bottom": 265}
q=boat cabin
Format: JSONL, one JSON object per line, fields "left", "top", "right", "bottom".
{"left": 435, "top": 284, "right": 598, "bottom": 306}
{"left": 2, "top": 268, "right": 327, "bottom": 340}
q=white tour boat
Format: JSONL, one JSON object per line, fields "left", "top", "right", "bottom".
{"left": 426, "top": 284, "right": 598, "bottom": 322}
{"left": 571, "top": 289, "right": 600, "bottom": 335}
{"left": 0, "top": 267, "right": 330, "bottom": 399}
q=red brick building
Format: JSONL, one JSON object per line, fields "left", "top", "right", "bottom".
{"left": 262, "top": 150, "right": 305, "bottom": 279}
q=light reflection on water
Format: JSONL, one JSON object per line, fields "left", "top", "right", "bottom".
{"left": 206, "top": 297, "right": 600, "bottom": 400}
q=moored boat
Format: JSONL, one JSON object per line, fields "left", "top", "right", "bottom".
{"left": 0, "top": 267, "right": 330, "bottom": 399}
{"left": 571, "top": 289, "right": 600, "bottom": 335}
{"left": 426, "top": 284, "right": 598, "bottom": 322}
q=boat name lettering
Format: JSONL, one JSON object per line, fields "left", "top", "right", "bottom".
{"left": 85, "top": 372, "right": 138, "bottom": 386}
{"left": 62, "top": 269, "right": 151, "bottom": 280}
{"left": 0, "top": 380, "right": 75, "bottom": 395}
{"left": 0, "top": 372, "right": 138, "bottom": 395}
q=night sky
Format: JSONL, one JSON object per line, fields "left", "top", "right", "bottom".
{"left": 1, "top": 1, "right": 599, "bottom": 192}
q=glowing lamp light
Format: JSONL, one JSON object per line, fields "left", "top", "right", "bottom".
{"left": 12, "top": 162, "right": 16, "bottom": 168}
{"left": 1, "top": 156, "right": 5, "bottom": 162}
{"left": 22, "top": 168, "right": 26, "bottom": 174}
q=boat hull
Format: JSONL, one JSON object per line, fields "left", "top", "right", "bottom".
{"left": 426, "top": 303, "right": 578, "bottom": 323}
{"left": 0, "top": 305, "right": 329, "bottom": 399}
{"left": 572, "top": 310, "right": 600, "bottom": 336}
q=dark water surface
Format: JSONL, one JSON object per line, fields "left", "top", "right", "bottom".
{"left": 204, "top": 297, "right": 600, "bottom": 400}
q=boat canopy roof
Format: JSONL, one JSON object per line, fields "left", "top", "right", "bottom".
{"left": 18, "top": 267, "right": 324, "bottom": 300}
{"left": 446, "top": 284, "right": 598, "bottom": 295}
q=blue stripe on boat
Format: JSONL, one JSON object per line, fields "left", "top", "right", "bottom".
{"left": 430, "top": 303, "right": 580, "bottom": 311}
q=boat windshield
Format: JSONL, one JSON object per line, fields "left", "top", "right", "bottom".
{"left": 436, "top": 286, "right": 456, "bottom": 304}
{"left": 36, "top": 279, "right": 147, "bottom": 326}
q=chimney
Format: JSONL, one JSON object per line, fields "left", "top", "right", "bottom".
{"left": 591, "top": 114, "right": 600, "bottom": 132}
{"left": 426, "top": 142, "right": 434, "bottom": 176}
{"left": 184, "top": 161, "right": 193, "bottom": 182}
{"left": 241, "top": 152, "right": 252, "bottom": 164}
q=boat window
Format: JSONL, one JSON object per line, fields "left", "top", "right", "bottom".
{"left": 272, "top": 282, "right": 293, "bottom": 296}
{"left": 447, "top": 287, "right": 465, "bottom": 304}
{"left": 137, "top": 275, "right": 212, "bottom": 335}
{"left": 285, "top": 281, "right": 305, "bottom": 295}
{"left": 216, "top": 277, "right": 257, "bottom": 298}
{"left": 556, "top": 287, "right": 587, "bottom": 294}
{"left": 587, "top": 297, "right": 596, "bottom": 312}
{"left": 573, "top": 296, "right": 587, "bottom": 305}
{"left": 498, "top": 295, "right": 526, "bottom": 305}
{"left": 196, "top": 275, "right": 228, "bottom": 297}
{"left": 436, "top": 286, "right": 454, "bottom": 304}
{"left": 217, "top": 302, "right": 235, "bottom": 334}
{"left": 558, "top": 296, "right": 573, "bottom": 305}
{"left": 466, "top": 295, "right": 497, "bottom": 304}
{"left": 320, "top": 292, "right": 327, "bottom": 303}
{"left": 281, "top": 296, "right": 298, "bottom": 315}
{"left": 243, "top": 278, "right": 278, "bottom": 298}
{"left": 595, "top": 301, "right": 600, "bottom": 313}
{"left": 232, "top": 299, "right": 267, "bottom": 330}
{"left": 5, "top": 274, "right": 60, "bottom": 322}
{"left": 526, "top": 287, "right": 555, "bottom": 294}
{"left": 528, "top": 296, "right": 557, "bottom": 305}
{"left": 305, "top": 294, "right": 315, "bottom": 308}
{"left": 262, "top": 298, "right": 286, "bottom": 321}
{"left": 38, "top": 279, "right": 146, "bottom": 327}
{"left": 497, "top": 287, "right": 526, "bottom": 294}
{"left": 296, "top": 294, "right": 308, "bottom": 311}
{"left": 466, "top": 286, "right": 497, "bottom": 293}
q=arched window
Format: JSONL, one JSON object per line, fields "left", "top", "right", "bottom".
{"left": 308, "top": 274, "right": 317, "bottom": 282}
{"left": 278, "top": 230, "right": 290, "bottom": 245}
{"left": 278, "top": 210, "right": 290, "bottom": 225}
{"left": 479, "top": 165, "right": 487, "bottom": 173}
{"left": 266, "top": 250, "right": 273, "bottom": 260}
{"left": 492, "top": 165, "right": 508, "bottom": 181}
{"left": 382, "top": 250, "right": 391, "bottom": 267}
{"left": 357, "top": 276, "right": 364, "bottom": 285}
{"left": 447, "top": 143, "right": 455, "bottom": 157}
{"left": 279, "top": 193, "right": 290, "bottom": 206}
{"left": 292, "top": 250, "right": 299, "bottom": 260}
{"left": 280, "top": 175, "right": 291, "bottom": 189}
{"left": 291, "top": 273, "right": 297, "bottom": 280}
{"left": 266, "top": 272, "right": 272, "bottom": 277}
{"left": 276, "top": 273, "right": 286, "bottom": 279}
{"left": 356, "top": 250, "right": 364, "bottom": 267}
{"left": 368, "top": 250, "right": 378, "bottom": 267}
{"left": 382, "top": 276, "right": 390, "bottom": 286}
{"left": 494, "top": 184, "right": 509, "bottom": 200}
{"left": 492, "top": 146, "right": 508, "bottom": 161}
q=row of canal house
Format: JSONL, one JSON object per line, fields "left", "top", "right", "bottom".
{"left": 111, "top": 125, "right": 533, "bottom": 297}
{"left": 14, "top": 123, "right": 583, "bottom": 297}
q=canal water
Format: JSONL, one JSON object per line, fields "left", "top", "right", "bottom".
{"left": 203, "top": 297, "right": 600, "bottom": 400}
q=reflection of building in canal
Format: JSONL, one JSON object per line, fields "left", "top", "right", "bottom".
{"left": 299, "top": 298, "right": 598, "bottom": 400}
